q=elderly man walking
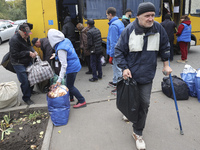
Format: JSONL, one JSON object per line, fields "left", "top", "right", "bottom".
{"left": 115, "top": 2, "right": 172, "bottom": 150}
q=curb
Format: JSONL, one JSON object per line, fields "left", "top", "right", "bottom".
{"left": 41, "top": 118, "right": 53, "bottom": 150}
{"left": 0, "top": 105, "right": 28, "bottom": 113}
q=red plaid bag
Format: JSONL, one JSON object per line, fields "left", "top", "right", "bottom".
{"left": 27, "top": 56, "right": 54, "bottom": 87}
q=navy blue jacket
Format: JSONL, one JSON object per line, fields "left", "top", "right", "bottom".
{"left": 161, "top": 19, "right": 176, "bottom": 42}
{"left": 115, "top": 19, "right": 170, "bottom": 84}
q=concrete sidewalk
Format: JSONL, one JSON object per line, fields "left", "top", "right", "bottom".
{"left": 1, "top": 43, "right": 200, "bottom": 150}
{"left": 48, "top": 48, "right": 200, "bottom": 150}
{"left": 49, "top": 92, "right": 200, "bottom": 150}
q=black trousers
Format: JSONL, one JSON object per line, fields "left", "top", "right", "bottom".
{"left": 90, "top": 53, "right": 102, "bottom": 79}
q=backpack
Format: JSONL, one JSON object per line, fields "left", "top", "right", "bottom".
{"left": 161, "top": 75, "right": 189, "bottom": 100}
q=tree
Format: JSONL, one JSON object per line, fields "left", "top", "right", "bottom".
{"left": 0, "top": 0, "right": 9, "bottom": 19}
{"left": 0, "top": 0, "right": 27, "bottom": 20}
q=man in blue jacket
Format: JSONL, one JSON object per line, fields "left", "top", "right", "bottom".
{"left": 115, "top": 2, "right": 172, "bottom": 150}
{"left": 106, "top": 7, "right": 124, "bottom": 95}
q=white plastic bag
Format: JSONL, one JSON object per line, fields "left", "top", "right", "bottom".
{"left": 181, "top": 64, "right": 197, "bottom": 97}
{"left": 0, "top": 81, "right": 19, "bottom": 109}
{"left": 182, "top": 64, "right": 196, "bottom": 74}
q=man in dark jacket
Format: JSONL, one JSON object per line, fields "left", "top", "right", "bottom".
{"left": 32, "top": 38, "right": 53, "bottom": 64}
{"left": 62, "top": 16, "right": 76, "bottom": 47}
{"left": 9, "top": 23, "right": 37, "bottom": 105}
{"left": 31, "top": 37, "right": 54, "bottom": 93}
{"left": 115, "top": 2, "right": 172, "bottom": 150}
{"left": 122, "top": 8, "right": 132, "bottom": 27}
{"left": 161, "top": 14, "right": 176, "bottom": 61}
{"left": 86, "top": 19, "right": 102, "bottom": 82}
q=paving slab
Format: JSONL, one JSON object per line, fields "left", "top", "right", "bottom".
{"left": 50, "top": 92, "right": 200, "bottom": 150}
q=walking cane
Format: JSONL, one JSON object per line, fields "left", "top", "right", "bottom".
{"left": 164, "top": 60, "right": 184, "bottom": 135}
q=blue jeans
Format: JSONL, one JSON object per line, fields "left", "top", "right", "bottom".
{"left": 13, "top": 64, "right": 33, "bottom": 102}
{"left": 90, "top": 53, "right": 102, "bottom": 79}
{"left": 112, "top": 57, "right": 122, "bottom": 84}
{"left": 66, "top": 72, "right": 85, "bottom": 103}
{"left": 132, "top": 82, "right": 152, "bottom": 136}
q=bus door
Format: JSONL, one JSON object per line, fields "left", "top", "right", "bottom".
{"left": 56, "top": 0, "right": 82, "bottom": 30}
{"left": 27, "top": 0, "right": 58, "bottom": 58}
{"left": 162, "top": 0, "right": 182, "bottom": 26}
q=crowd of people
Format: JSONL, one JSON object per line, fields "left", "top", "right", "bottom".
{"left": 8, "top": 2, "right": 192, "bottom": 150}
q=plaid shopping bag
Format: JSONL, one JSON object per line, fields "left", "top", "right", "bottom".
{"left": 27, "top": 56, "right": 54, "bottom": 87}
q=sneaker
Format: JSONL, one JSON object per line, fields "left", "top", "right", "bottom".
{"left": 122, "top": 115, "right": 129, "bottom": 122}
{"left": 108, "top": 82, "right": 117, "bottom": 88}
{"left": 176, "top": 59, "right": 186, "bottom": 63}
{"left": 25, "top": 99, "right": 34, "bottom": 105}
{"left": 73, "top": 101, "right": 87, "bottom": 108}
{"left": 111, "top": 88, "right": 117, "bottom": 95}
{"left": 89, "top": 78, "right": 98, "bottom": 82}
{"left": 132, "top": 132, "right": 146, "bottom": 150}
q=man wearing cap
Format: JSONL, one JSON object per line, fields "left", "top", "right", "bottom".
{"left": 115, "top": 2, "right": 172, "bottom": 150}
{"left": 106, "top": 7, "right": 124, "bottom": 95}
{"left": 122, "top": 8, "right": 132, "bottom": 27}
{"left": 86, "top": 19, "right": 103, "bottom": 82}
{"left": 9, "top": 23, "right": 37, "bottom": 105}
{"left": 32, "top": 38, "right": 53, "bottom": 64}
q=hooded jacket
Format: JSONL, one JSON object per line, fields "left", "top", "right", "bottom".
{"left": 107, "top": 16, "right": 125, "bottom": 57}
{"left": 62, "top": 16, "right": 76, "bottom": 43}
{"left": 122, "top": 15, "right": 130, "bottom": 27}
{"left": 9, "top": 32, "right": 35, "bottom": 66}
{"left": 48, "top": 29, "right": 81, "bottom": 74}
{"left": 176, "top": 20, "right": 191, "bottom": 42}
{"left": 115, "top": 19, "right": 170, "bottom": 84}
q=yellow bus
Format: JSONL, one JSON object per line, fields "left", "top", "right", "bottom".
{"left": 26, "top": 0, "right": 200, "bottom": 59}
